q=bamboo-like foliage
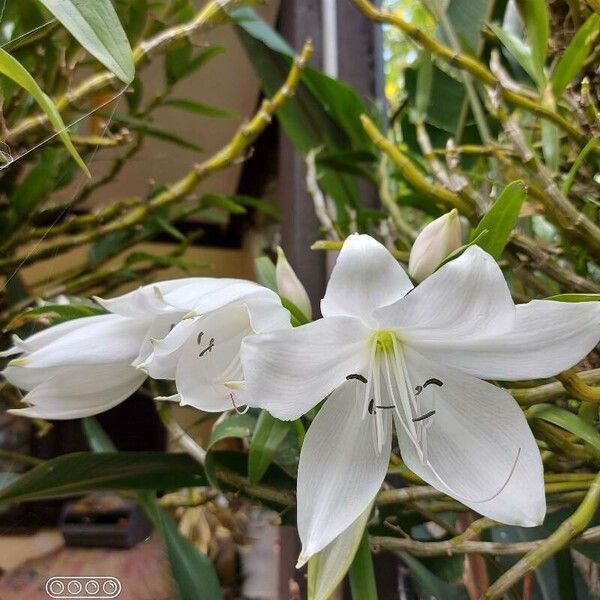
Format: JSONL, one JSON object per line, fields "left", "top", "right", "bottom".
{"left": 1, "top": 0, "right": 600, "bottom": 598}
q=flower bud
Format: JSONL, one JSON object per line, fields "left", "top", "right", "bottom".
{"left": 276, "top": 246, "right": 312, "bottom": 320}
{"left": 408, "top": 209, "right": 462, "bottom": 282}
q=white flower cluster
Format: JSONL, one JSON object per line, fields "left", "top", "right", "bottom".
{"left": 3, "top": 231, "right": 600, "bottom": 566}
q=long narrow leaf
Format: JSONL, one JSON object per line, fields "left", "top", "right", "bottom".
{"left": 37, "top": 0, "right": 134, "bottom": 83}
{"left": 0, "top": 48, "right": 88, "bottom": 174}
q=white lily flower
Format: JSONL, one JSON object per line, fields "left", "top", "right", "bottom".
{"left": 408, "top": 208, "right": 462, "bottom": 282}
{"left": 2, "top": 278, "right": 241, "bottom": 419}
{"left": 144, "top": 279, "right": 291, "bottom": 412}
{"left": 2, "top": 313, "right": 148, "bottom": 419}
{"left": 241, "top": 234, "right": 600, "bottom": 564}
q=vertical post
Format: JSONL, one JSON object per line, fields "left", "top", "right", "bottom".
{"left": 277, "top": 0, "right": 381, "bottom": 313}
{"left": 277, "top": 0, "right": 327, "bottom": 315}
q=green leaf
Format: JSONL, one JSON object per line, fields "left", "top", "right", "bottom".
{"left": 0, "top": 48, "right": 88, "bottom": 174}
{"left": 6, "top": 303, "right": 104, "bottom": 331}
{"left": 528, "top": 404, "right": 600, "bottom": 456}
{"left": 108, "top": 112, "right": 202, "bottom": 151}
{"left": 470, "top": 180, "right": 526, "bottom": 259}
{"left": 308, "top": 506, "right": 372, "bottom": 600}
{"left": 137, "top": 491, "right": 224, "bottom": 600}
{"left": 0, "top": 452, "right": 207, "bottom": 504}
{"left": 524, "top": 0, "right": 550, "bottom": 82}
{"left": 255, "top": 256, "right": 278, "bottom": 292}
{"left": 166, "top": 45, "right": 224, "bottom": 84}
{"left": 9, "top": 148, "right": 65, "bottom": 219}
{"left": 561, "top": 139, "right": 597, "bottom": 196}
{"left": 437, "top": 229, "right": 489, "bottom": 270}
{"left": 37, "top": 0, "right": 134, "bottom": 83}
{"left": 348, "top": 528, "right": 378, "bottom": 600}
{"left": 82, "top": 419, "right": 223, "bottom": 600}
{"left": 547, "top": 294, "right": 600, "bottom": 302}
{"left": 234, "top": 7, "right": 373, "bottom": 229}
{"left": 400, "top": 552, "right": 468, "bottom": 599}
{"left": 163, "top": 98, "right": 237, "bottom": 119}
{"left": 542, "top": 119, "right": 560, "bottom": 172}
{"left": 490, "top": 23, "right": 541, "bottom": 88}
{"left": 281, "top": 297, "right": 310, "bottom": 327}
{"left": 205, "top": 413, "right": 256, "bottom": 488}
{"left": 551, "top": 14, "right": 600, "bottom": 98}
{"left": 200, "top": 193, "right": 247, "bottom": 214}
{"left": 248, "top": 410, "right": 292, "bottom": 484}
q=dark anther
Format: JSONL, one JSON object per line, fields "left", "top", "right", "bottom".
{"left": 198, "top": 337, "right": 215, "bottom": 358}
{"left": 376, "top": 405, "right": 395, "bottom": 410}
{"left": 347, "top": 373, "right": 368, "bottom": 384}
{"left": 423, "top": 378, "right": 444, "bottom": 388}
{"left": 169, "top": 323, "right": 176, "bottom": 332}
{"left": 197, "top": 331, "right": 204, "bottom": 345}
{"left": 412, "top": 410, "right": 436, "bottom": 423}
{"left": 368, "top": 399, "right": 375, "bottom": 414}
{"left": 415, "top": 385, "right": 423, "bottom": 396}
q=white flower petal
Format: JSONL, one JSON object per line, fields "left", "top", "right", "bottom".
{"left": 307, "top": 504, "right": 372, "bottom": 599}
{"left": 411, "top": 299, "right": 600, "bottom": 380}
{"left": 145, "top": 317, "right": 200, "bottom": 379}
{"left": 10, "top": 314, "right": 148, "bottom": 369}
{"left": 2, "top": 316, "right": 110, "bottom": 356}
{"left": 9, "top": 364, "right": 146, "bottom": 419}
{"left": 321, "top": 234, "right": 413, "bottom": 324}
{"left": 175, "top": 306, "right": 252, "bottom": 412}
{"left": 94, "top": 279, "right": 196, "bottom": 316}
{"left": 242, "top": 317, "right": 371, "bottom": 420}
{"left": 297, "top": 380, "right": 390, "bottom": 561}
{"left": 168, "top": 279, "right": 278, "bottom": 315}
{"left": 398, "top": 349, "right": 545, "bottom": 526}
{"left": 376, "top": 245, "right": 515, "bottom": 340}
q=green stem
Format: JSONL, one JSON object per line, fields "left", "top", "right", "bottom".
{"left": 349, "top": 529, "right": 378, "bottom": 600}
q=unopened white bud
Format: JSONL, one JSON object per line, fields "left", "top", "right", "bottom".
{"left": 408, "top": 209, "right": 462, "bottom": 282}
{"left": 276, "top": 247, "right": 312, "bottom": 320}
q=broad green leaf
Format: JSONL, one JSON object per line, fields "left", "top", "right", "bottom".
{"left": 163, "top": 98, "right": 237, "bottom": 119}
{"left": 6, "top": 303, "right": 104, "bottom": 331}
{"left": 248, "top": 410, "right": 292, "bottom": 483}
{"left": 399, "top": 552, "right": 468, "bottom": 600}
{"left": 255, "top": 256, "right": 278, "bottom": 292}
{"left": 551, "top": 14, "right": 600, "bottom": 98}
{"left": 547, "top": 294, "right": 600, "bottom": 302}
{"left": 37, "top": 0, "right": 134, "bottom": 83}
{"left": 205, "top": 413, "right": 256, "bottom": 488}
{"left": 0, "top": 452, "right": 207, "bottom": 504}
{"left": 82, "top": 419, "right": 223, "bottom": 600}
{"left": 308, "top": 505, "right": 372, "bottom": 600}
{"left": 470, "top": 181, "right": 526, "bottom": 259}
{"left": 0, "top": 48, "right": 88, "bottom": 174}
{"left": 528, "top": 404, "right": 600, "bottom": 456}
{"left": 138, "top": 491, "right": 224, "bottom": 600}
{"left": 490, "top": 23, "right": 541, "bottom": 88}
